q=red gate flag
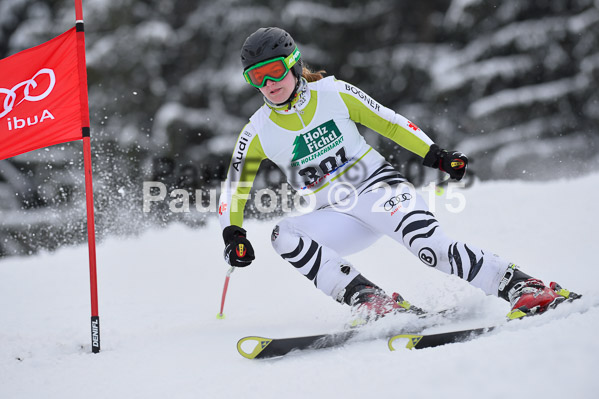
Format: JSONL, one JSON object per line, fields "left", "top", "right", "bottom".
{"left": 0, "top": 27, "right": 83, "bottom": 160}
{"left": 0, "top": 0, "right": 101, "bottom": 354}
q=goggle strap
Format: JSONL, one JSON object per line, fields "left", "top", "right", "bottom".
{"left": 284, "top": 47, "right": 301, "bottom": 69}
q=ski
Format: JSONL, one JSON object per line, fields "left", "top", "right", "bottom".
{"left": 237, "top": 330, "right": 359, "bottom": 359}
{"left": 237, "top": 324, "right": 496, "bottom": 359}
{"left": 387, "top": 326, "right": 495, "bottom": 351}
{"left": 236, "top": 323, "right": 484, "bottom": 359}
{"left": 237, "top": 307, "right": 460, "bottom": 359}
{"left": 387, "top": 291, "right": 584, "bottom": 351}
{"left": 237, "top": 291, "right": 584, "bottom": 359}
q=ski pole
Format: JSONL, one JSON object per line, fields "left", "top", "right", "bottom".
{"left": 433, "top": 169, "right": 476, "bottom": 195}
{"left": 217, "top": 266, "right": 235, "bottom": 319}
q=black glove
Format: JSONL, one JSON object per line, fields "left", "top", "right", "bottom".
{"left": 423, "top": 144, "right": 468, "bottom": 181}
{"left": 222, "top": 225, "right": 255, "bottom": 267}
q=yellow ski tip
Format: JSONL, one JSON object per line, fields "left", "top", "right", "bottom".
{"left": 506, "top": 309, "right": 527, "bottom": 320}
{"left": 237, "top": 336, "right": 273, "bottom": 359}
{"left": 388, "top": 334, "right": 423, "bottom": 351}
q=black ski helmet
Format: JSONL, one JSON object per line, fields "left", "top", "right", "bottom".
{"left": 241, "top": 27, "right": 303, "bottom": 77}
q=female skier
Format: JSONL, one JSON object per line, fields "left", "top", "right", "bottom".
{"left": 218, "top": 27, "right": 578, "bottom": 322}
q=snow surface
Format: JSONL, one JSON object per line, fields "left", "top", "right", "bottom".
{"left": 2, "top": 175, "right": 599, "bottom": 399}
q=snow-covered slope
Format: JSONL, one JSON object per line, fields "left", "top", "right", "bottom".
{"left": 2, "top": 175, "right": 599, "bottom": 399}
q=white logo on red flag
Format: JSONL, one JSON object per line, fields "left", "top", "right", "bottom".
{"left": 0, "top": 27, "right": 84, "bottom": 161}
{"left": 0, "top": 68, "right": 56, "bottom": 118}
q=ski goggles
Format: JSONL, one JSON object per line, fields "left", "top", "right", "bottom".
{"left": 243, "top": 47, "right": 301, "bottom": 88}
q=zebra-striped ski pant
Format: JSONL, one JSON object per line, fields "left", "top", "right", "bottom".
{"left": 271, "top": 162, "right": 511, "bottom": 303}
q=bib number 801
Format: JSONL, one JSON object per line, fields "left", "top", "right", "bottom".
{"left": 298, "top": 147, "right": 348, "bottom": 186}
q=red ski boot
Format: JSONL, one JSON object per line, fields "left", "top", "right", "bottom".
{"left": 349, "top": 287, "right": 406, "bottom": 327}
{"left": 506, "top": 279, "right": 580, "bottom": 320}
{"left": 348, "top": 289, "right": 427, "bottom": 327}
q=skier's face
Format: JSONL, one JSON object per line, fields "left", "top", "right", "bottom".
{"left": 259, "top": 71, "right": 296, "bottom": 105}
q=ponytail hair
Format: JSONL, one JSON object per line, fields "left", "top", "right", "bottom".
{"left": 301, "top": 65, "right": 326, "bottom": 82}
